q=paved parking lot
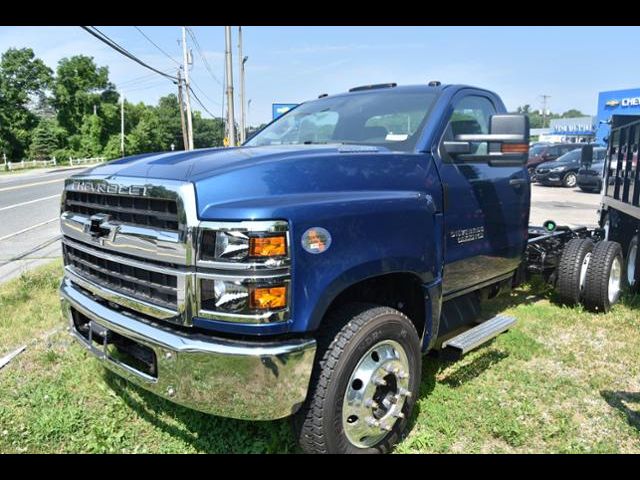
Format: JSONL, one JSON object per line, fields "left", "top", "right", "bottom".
{"left": 529, "top": 183, "right": 601, "bottom": 228}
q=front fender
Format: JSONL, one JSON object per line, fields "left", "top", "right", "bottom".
{"left": 287, "top": 191, "right": 441, "bottom": 333}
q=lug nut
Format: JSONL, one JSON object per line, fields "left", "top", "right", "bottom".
{"left": 365, "top": 399, "right": 379, "bottom": 409}
{"left": 394, "top": 411, "right": 405, "bottom": 419}
{"left": 374, "top": 377, "right": 387, "bottom": 386}
{"left": 398, "top": 388, "right": 412, "bottom": 398}
{"left": 366, "top": 416, "right": 380, "bottom": 428}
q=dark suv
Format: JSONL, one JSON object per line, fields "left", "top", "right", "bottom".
{"left": 527, "top": 143, "right": 585, "bottom": 178}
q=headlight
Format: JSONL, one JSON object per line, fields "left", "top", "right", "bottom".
{"left": 200, "top": 227, "right": 288, "bottom": 263}
{"left": 200, "top": 278, "right": 289, "bottom": 317}
{"left": 197, "top": 220, "right": 290, "bottom": 323}
{"left": 550, "top": 166, "right": 566, "bottom": 172}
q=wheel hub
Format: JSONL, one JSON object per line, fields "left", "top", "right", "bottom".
{"left": 342, "top": 340, "right": 411, "bottom": 448}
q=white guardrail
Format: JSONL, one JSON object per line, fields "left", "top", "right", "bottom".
{"left": 6, "top": 158, "right": 57, "bottom": 171}
{"left": 69, "top": 156, "right": 106, "bottom": 166}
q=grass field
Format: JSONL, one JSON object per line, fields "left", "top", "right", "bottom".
{"left": 1, "top": 261, "right": 639, "bottom": 453}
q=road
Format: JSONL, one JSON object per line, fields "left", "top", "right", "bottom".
{"left": 0, "top": 168, "right": 604, "bottom": 285}
{"left": 0, "top": 167, "right": 84, "bottom": 284}
{"left": 529, "top": 183, "right": 601, "bottom": 228}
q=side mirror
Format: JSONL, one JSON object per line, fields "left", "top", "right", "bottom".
{"left": 580, "top": 144, "right": 594, "bottom": 168}
{"left": 442, "top": 114, "right": 530, "bottom": 166}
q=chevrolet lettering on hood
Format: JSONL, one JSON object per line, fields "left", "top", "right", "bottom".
{"left": 68, "top": 181, "right": 148, "bottom": 196}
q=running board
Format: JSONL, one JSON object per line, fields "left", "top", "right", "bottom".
{"left": 440, "top": 314, "right": 516, "bottom": 361}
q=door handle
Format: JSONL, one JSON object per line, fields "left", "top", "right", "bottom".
{"left": 509, "top": 178, "right": 526, "bottom": 187}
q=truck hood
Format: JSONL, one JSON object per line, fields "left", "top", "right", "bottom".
{"left": 81, "top": 144, "right": 384, "bottom": 182}
{"left": 78, "top": 144, "right": 434, "bottom": 220}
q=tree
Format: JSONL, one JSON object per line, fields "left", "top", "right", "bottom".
{"left": 52, "top": 55, "right": 116, "bottom": 137}
{"left": 29, "top": 119, "right": 61, "bottom": 160}
{"left": 561, "top": 109, "right": 586, "bottom": 118}
{"left": 193, "top": 112, "right": 224, "bottom": 148}
{"left": 0, "top": 48, "right": 53, "bottom": 159}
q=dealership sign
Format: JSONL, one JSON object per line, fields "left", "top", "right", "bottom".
{"left": 549, "top": 116, "right": 595, "bottom": 135}
{"left": 605, "top": 96, "right": 640, "bottom": 108}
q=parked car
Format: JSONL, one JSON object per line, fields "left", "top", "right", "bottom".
{"left": 527, "top": 143, "right": 585, "bottom": 179}
{"left": 577, "top": 148, "right": 607, "bottom": 193}
{"left": 535, "top": 147, "right": 607, "bottom": 188}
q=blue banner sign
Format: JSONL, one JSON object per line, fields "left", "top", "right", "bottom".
{"left": 272, "top": 103, "right": 298, "bottom": 120}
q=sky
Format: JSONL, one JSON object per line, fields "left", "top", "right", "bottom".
{"left": 0, "top": 26, "right": 639, "bottom": 126}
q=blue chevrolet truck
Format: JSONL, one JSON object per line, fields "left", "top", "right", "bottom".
{"left": 59, "top": 83, "right": 628, "bottom": 453}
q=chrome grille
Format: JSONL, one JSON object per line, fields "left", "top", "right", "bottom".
{"left": 64, "top": 191, "right": 179, "bottom": 231}
{"left": 63, "top": 242, "right": 178, "bottom": 310}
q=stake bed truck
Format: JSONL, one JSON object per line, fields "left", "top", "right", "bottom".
{"left": 59, "top": 83, "right": 629, "bottom": 453}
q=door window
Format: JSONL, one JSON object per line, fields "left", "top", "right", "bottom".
{"left": 442, "top": 95, "right": 496, "bottom": 162}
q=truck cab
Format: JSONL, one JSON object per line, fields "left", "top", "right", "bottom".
{"left": 59, "top": 83, "right": 531, "bottom": 453}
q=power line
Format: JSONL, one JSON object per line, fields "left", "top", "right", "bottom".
{"left": 190, "top": 78, "right": 221, "bottom": 107}
{"left": 134, "top": 26, "right": 181, "bottom": 66}
{"left": 186, "top": 27, "right": 223, "bottom": 87}
{"left": 188, "top": 85, "right": 219, "bottom": 119}
{"left": 81, "top": 26, "right": 178, "bottom": 83}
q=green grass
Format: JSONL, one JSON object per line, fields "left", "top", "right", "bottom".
{"left": 1, "top": 261, "right": 639, "bottom": 453}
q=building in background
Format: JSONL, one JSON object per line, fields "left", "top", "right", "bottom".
{"left": 538, "top": 116, "right": 596, "bottom": 144}
{"left": 595, "top": 88, "right": 640, "bottom": 144}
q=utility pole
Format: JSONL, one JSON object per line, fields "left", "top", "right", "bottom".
{"left": 120, "top": 92, "right": 125, "bottom": 157}
{"left": 177, "top": 69, "right": 188, "bottom": 150}
{"left": 540, "top": 95, "right": 551, "bottom": 129}
{"left": 225, "top": 26, "right": 236, "bottom": 146}
{"left": 182, "top": 26, "right": 194, "bottom": 150}
{"left": 238, "top": 26, "right": 247, "bottom": 144}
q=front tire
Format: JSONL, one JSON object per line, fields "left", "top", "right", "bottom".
{"left": 293, "top": 303, "right": 421, "bottom": 454}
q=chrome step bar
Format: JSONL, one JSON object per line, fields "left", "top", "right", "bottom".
{"left": 441, "top": 314, "right": 516, "bottom": 360}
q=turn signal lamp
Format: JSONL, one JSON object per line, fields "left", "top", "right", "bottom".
{"left": 250, "top": 286, "right": 287, "bottom": 310}
{"left": 249, "top": 235, "right": 287, "bottom": 258}
{"left": 501, "top": 143, "right": 529, "bottom": 154}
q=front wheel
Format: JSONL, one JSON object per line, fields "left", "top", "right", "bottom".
{"left": 293, "top": 303, "right": 422, "bottom": 454}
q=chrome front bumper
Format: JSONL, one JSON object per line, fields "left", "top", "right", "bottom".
{"left": 60, "top": 278, "right": 317, "bottom": 420}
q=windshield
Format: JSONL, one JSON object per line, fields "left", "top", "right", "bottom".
{"left": 555, "top": 149, "right": 582, "bottom": 163}
{"left": 530, "top": 145, "right": 546, "bottom": 156}
{"left": 245, "top": 89, "right": 439, "bottom": 152}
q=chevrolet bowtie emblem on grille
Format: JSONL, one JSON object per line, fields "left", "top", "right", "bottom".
{"left": 84, "top": 214, "right": 117, "bottom": 243}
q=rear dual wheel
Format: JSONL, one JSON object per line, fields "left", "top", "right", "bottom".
{"left": 583, "top": 241, "right": 625, "bottom": 312}
{"left": 557, "top": 239, "right": 625, "bottom": 312}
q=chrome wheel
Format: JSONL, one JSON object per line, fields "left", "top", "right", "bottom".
{"left": 579, "top": 252, "right": 592, "bottom": 293}
{"left": 342, "top": 339, "right": 411, "bottom": 448}
{"left": 627, "top": 243, "right": 637, "bottom": 288}
{"left": 608, "top": 256, "right": 622, "bottom": 304}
